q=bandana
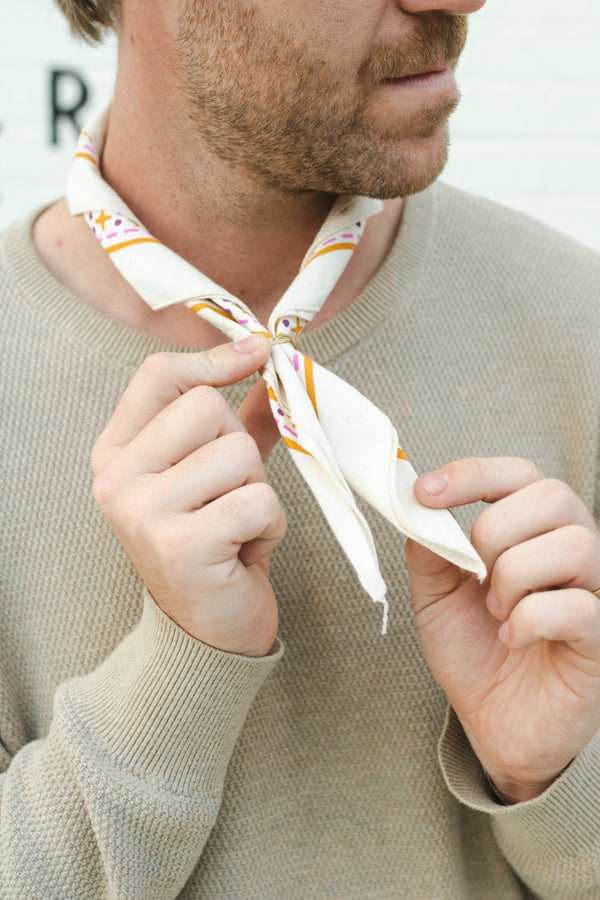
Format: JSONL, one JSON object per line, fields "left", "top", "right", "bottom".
{"left": 68, "top": 109, "right": 486, "bottom": 631}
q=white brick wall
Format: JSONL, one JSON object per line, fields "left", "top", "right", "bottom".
{"left": 447, "top": 0, "right": 600, "bottom": 253}
{"left": 1, "top": 1, "right": 599, "bottom": 252}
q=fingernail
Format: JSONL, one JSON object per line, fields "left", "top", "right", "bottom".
{"left": 498, "top": 621, "right": 511, "bottom": 646}
{"left": 419, "top": 471, "right": 448, "bottom": 496}
{"left": 233, "top": 334, "right": 262, "bottom": 354}
{"left": 487, "top": 590, "right": 502, "bottom": 619}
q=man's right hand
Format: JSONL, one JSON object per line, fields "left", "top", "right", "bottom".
{"left": 91, "top": 334, "right": 286, "bottom": 658}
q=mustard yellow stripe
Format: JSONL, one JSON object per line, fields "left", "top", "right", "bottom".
{"left": 397, "top": 448, "right": 409, "bottom": 461}
{"left": 304, "top": 356, "right": 318, "bottom": 417}
{"left": 304, "top": 242, "right": 356, "bottom": 267}
{"left": 105, "top": 237, "right": 161, "bottom": 254}
{"left": 283, "top": 437, "right": 312, "bottom": 456}
{"left": 74, "top": 152, "right": 98, "bottom": 166}
{"left": 188, "top": 302, "right": 237, "bottom": 322}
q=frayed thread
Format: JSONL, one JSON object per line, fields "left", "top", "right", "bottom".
{"left": 377, "top": 597, "right": 389, "bottom": 636}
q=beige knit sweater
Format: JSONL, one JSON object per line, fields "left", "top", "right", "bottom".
{"left": 1, "top": 182, "right": 600, "bottom": 899}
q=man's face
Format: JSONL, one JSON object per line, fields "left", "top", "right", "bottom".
{"left": 176, "top": 0, "right": 469, "bottom": 198}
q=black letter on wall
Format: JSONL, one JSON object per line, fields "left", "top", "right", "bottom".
{"left": 50, "top": 69, "right": 89, "bottom": 144}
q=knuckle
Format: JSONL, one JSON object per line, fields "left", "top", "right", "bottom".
{"left": 93, "top": 464, "right": 151, "bottom": 531}
{"left": 514, "top": 597, "right": 537, "bottom": 633}
{"left": 197, "top": 346, "right": 222, "bottom": 382}
{"left": 489, "top": 549, "right": 512, "bottom": 597}
{"left": 246, "top": 480, "right": 286, "bottom": 522}
{"left": 253, "top": 479, "right": 278, "bottom": 508}
{"left": 138, "top": 351, "right": 178, "bottom": 385}
{"left": 470, "top": 457, "right": 485, "bottom": 480}
{"left": 537, "top": 478, "right": 576, "bottom": 515}
{"left": 92, "top": 465, "right": 120, "bottom": 511}
{"left": 189, "top": 384, "right": 228, "bottom": 418}
{"left": 452, "top": 457, "right": 483, "bottom": 481}
{"left": 563, "top": 523, "right": 598, "bottom": 569}
{"left": 226, "top": 430, "right": 261, "bottom": 463}
{"left": 264, "top": 485, "right": 288, "bottom": 533}
{"left": 516, "top": 457, "right": 543, "bottom": 483}
{"left": 470, "top": 508, "right": 494, "bottom": 552}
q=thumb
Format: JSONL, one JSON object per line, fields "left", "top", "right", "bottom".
{"left": 91, "top": 334, "right": 272, "bottom": 474}
{"left": 405, "top": 539, "right": 469, "bottom": 613}
{"left": 237, "top": 378, "right": 281, "bottom": 463}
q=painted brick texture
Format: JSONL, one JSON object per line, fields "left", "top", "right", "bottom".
{"left": 1, "top": 1, "right": 598, "bottom": 251}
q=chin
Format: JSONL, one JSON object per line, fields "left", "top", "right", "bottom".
{"left": 333, "top": 126, "right": 451, "bottom": 200}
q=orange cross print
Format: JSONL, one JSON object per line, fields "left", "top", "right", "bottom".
{"left": 94, "top": 211, "right": 112, "bottom": 231}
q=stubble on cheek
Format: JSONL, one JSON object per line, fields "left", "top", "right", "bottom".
{"left": 175, "top": 1, "right": 359, "bottom": 179}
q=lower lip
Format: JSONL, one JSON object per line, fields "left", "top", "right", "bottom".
{"left": 383, "top": 68, "right": 456, "bottom": 95}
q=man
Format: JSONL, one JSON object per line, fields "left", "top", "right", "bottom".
{"left": 1, "top": 0, "right": 600, "bottom": 896}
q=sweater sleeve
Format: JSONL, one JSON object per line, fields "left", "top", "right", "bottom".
{"left": 438, "top": 706, "right": 600, "bottom": 899}
{"left": 0, "top": 590, "right": 282, "bottom": 899}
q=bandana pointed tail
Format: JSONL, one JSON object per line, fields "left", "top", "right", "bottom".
{"left": 300, "top": 361, "right": 486, "bottom": 579}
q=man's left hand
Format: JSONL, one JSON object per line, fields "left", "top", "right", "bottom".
{"left": 407, "top": 457, "right": 600, "bottom": 804}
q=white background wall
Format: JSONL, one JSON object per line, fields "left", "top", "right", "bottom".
{"left": 1, "top": 0, "right": 599, "bottom": 252}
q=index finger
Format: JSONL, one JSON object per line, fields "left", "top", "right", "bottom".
{"left": 93, "top": 335, "right": 271, "bottom": 471}
{"left": 414, "top": 456, "right": 544, "bottom": 508}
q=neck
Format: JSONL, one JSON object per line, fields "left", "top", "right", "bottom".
{"left": 102, "top": 71, "right": 340, "bottom": 322}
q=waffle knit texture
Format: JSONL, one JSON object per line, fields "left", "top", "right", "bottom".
{"left": 1, "top": 182, "right": 600, "bottom": 898}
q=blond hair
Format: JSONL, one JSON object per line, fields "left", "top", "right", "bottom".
{"left": 54, "top": 0, "right": 119, "bottom": 43}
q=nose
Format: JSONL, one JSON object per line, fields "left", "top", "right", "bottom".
{"left": 399, "top": 0, "right": 486, "bottom": 13}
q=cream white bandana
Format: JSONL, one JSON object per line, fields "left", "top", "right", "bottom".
{"left": 68, "top": 109, "right": 486, "bottom": 631}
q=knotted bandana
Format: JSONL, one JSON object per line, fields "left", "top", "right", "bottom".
{"left": 68, "top": 109, "right": 486, "bottom": 631}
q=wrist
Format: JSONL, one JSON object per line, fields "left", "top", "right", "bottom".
{"left": 461, "top": 721, "right": 567, "bottom": 805}
{"left": 148, "top": 573, "right": 279, "bottom": 658}
{"left": 483, "top": 769, "right": 556, "bottom": 805}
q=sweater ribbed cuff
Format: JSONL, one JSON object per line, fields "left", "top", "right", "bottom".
{"left": 56, "top": 591, "right": 283, "bottom": 796}
{"left": 438, "top": 706, "right": 500, "bottom": 810}
{"left": 439, "top": 706, "right": 600, "bottom": 893}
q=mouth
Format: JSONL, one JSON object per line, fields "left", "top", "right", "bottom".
{"left": 383, "top": 56, "right": 456, "bottom": 81}
{"left": 381, "top": 62, "right": 458, "bottom": 95}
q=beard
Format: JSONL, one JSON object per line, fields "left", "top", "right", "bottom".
{"left": 176, "top": 1, "right": 468, "bottom": 198}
